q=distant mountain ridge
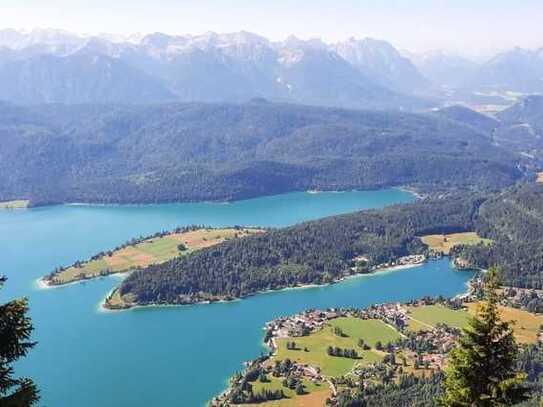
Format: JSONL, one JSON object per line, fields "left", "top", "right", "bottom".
{"left": 410, "top": 47, "right": 543, "bottom": 94}
{"left": 0, "top": 52, "right": 176, "bottom": 104}
{"left": 408, "top": 50, "right": 480, "bottom": 89}
{"left": 335, "top": 37, "right": 429, "bottom": 92}
{"left": 467, "top": 47, "right": 543, "bottom": 93}
{"left": 0, "top": 28, "right": 542, "bottom": 106}
{"left": 0, "top": 29, "right": 431, "bottom": 108}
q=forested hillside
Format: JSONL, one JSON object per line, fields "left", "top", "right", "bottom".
{"left": 494, "top": 95, "right": 543, "bottom": 163}
{"left": 119, "top": 194, "right": 481, "bottom": 304}
{"left": 454, "top": 183, "right": 543, "bottom": 288}
{"left": 0, "top": 101, "right": 522, "bottom": 205}
{"left": 119, "top": 183, "right": 543, "bottom": 305}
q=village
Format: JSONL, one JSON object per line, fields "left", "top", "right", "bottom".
{"left": 211, "top": 284, "right": 543, "bottom": 406}
{"left": 351, "top": 254, "right": 427, "bottom": 274}
{"left": 212, "top": 298, "right": 470, "bottom": 406}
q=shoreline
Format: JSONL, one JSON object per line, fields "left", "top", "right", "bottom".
{"left": 36, "top": 272, "right": 130, "bottom": 290}
{"left": 100, "top": 258, "right": 431, "bottom": 312}
{"left": 99, "top": 287, "right": 241, "bottom": 313}
{"left": 39, "top": 227, "right": 263, "bottom": 289}
{"left": 396, "top": 186, "right": 425, "bottom": 200}
{"left": 11, "top": 186, "right": 418, "bottom": 210}
{"left": 37, "top": 271, "right": 131, "bottom": 292}
{"left": 35, "top": 277, "right": 87, "bottom": 290}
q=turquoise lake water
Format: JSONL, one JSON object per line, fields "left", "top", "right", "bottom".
{"left": 0, "top": 189, "right": 474, "bottom": 406}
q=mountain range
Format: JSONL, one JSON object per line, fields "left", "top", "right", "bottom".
{"left": 0, "top": 29, "right": 428, "bottom": 109}
{"left": 0, "top": 29, "right": 542, "bottom": 109}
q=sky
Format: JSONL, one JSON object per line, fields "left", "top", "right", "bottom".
{"left": 1, "top": 0, "right": 542, "bottom": 55}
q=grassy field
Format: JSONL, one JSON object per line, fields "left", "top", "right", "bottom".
{"left": 244, "top": 376, "right": 330, "bottom": 407}
{"left": 330, "top": 318, "right": 402, "bottom": 347}
{"left": 409, "top": 303, "right": 543, "bottom": 343}
{"left": 467, "top": 303, "right": 543, "bottom": 344}
{"left": 407, "top": 305, "right": 471, "bottom": 332}
{"left": 420, "top": 232, "right": 492, "bottom": 255}
{"left": 275, "top": 318, "right": 400, "bottom": 376}
{"left": 46, "top": 228, "right": 261, "bottom": 285}
{"left": 0, "top": 199, "right": 29, "bottom": 209}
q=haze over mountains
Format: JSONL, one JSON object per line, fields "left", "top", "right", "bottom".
{"left": 0, "top": 28, "right": 541, "bottom": 108}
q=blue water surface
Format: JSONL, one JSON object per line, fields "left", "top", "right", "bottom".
{"left": 0, "top": 189, "right": 472, "bottom": 406}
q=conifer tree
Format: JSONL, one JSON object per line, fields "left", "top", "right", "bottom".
{"left": 0, "top": 277, "right": 39, "bottom": 406}
{"left": 441, "top": 267, "right": 528, "bottom": 406}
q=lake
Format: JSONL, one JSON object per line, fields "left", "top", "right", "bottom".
{"left": 0, "top": 189, "right": 473, "bottom": 406}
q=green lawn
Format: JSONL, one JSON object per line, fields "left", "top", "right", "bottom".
{"left": 275, "top": 318, "right": 400, "bottom": 376}
{"left": 407, "top": 305, "right": 471, "bottom": 332}
{"left": 329, "top": 318, "right": 402, "bottom": 347}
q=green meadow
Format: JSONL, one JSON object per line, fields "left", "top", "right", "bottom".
{"left": 275, "top": 318, "right": 400, "bottom": 376}
{"left": 407, "top": 304, "right": 471, "bottom": 331}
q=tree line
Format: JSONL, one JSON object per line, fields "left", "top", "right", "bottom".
{"left": 119, "top": 192, "right": 481, "bottom": 304}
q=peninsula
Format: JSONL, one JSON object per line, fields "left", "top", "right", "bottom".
{"left": 211, "top": 284, "right": 543, "bottom": 406}
{"left": 42, "top": 226, "right": 263, "bottom": 287}
{"left": 112, "top": 183, "right": 543, "bottom": 310}
{"left": 41, "top": 183, "right": 543, "bottom": 314}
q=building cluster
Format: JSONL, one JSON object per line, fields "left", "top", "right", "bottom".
{"left": 466, "top": 279, "right": 543, "bottom": 314}
{"left": 420, "top": 353, "right": 447, "bottom": 370}
{"left": 501, "top": 287, "right": 543, "bottom": 309}
{"left": 265, "top": 309, "right": 343, "bottom": 339}
{"left": 265, "top": 296, "right": 455, "bottom": 344}
{"left": 351, "top": 254, "right": 426, "bottom": 273}
{"left": 401, "top": 326, "right": 459, "bottom": 370}
{"left": 371, "top": 254, "right": 426, "bottom": 271}
{"left": 418, "top": 326, "right": 458, "bottom": 354}
{"left": 356, "top": 302, "right": 409, "bottom": 331}
{"left": 276, "top": 362, "right": 323, "bottom": 383}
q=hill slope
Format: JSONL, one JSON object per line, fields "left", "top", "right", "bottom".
{"left": 0, "top": 101, "right": 522, "bottom": 205}
{"left": 494, "top": 95, "right": 543, "bottom": 163}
